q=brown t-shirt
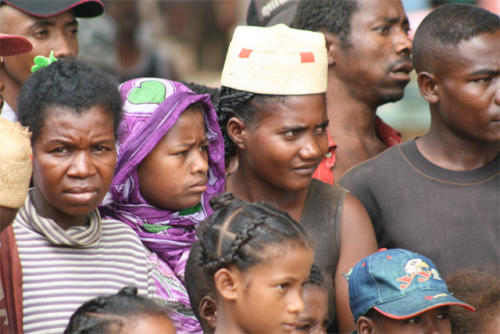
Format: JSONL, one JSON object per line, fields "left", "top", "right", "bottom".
{"left": 340, "top": 139, "right": 500, "bottom": 278}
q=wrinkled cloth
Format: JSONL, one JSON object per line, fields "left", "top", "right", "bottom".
{"left": 100, "top": 78, "right": 225, "bottom": 333}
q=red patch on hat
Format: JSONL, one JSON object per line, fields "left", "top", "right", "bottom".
{"left": 424, "top": 296, "right": 433, "bottom": 301}
{"left": 239, "top": 48, "right": 253, "bottom": 58}
{"left": 361, "top": 262, "right": 366, "bottom": 267}
{"left": 300, "top": 52, "right": 315, "bottom": 63}
{"left": 387, "top": 256, "right": 392, "bottom": 259}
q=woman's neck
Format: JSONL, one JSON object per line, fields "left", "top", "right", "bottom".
{"left": 226, "top": 169, "right": 309, "bottom": 222}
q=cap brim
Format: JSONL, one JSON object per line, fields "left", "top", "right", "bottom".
{"left": 0, "top": 34, "right": 32, "bottom": 56}
{"left": 3, "top": 0, "right": 104, "bottom": 18}
{"left": 373, "top": 289, "right": 475, "bottom": 319}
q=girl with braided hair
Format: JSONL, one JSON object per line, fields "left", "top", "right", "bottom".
{"left": 64, "top": 286, "right": 176, "bottom": 334}
{"left": 217, "top": 24, "right": 377, "bottom": 333}
{"left": 195, "top": 192, "right": 314, "bottom": 334}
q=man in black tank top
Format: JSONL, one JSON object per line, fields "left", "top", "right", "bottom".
{"left": 340, "top": 4, "right": 500, "bottom": 278}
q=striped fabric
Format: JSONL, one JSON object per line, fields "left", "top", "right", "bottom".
{"left": 13, "top": 195, "right": 154, "bottom": 334}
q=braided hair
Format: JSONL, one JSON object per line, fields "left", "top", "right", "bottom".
{"left": 197, "top": 192, "right": 313, "bottom": 283}
{"left": 64, "top": 286, "right": 171, "bottom": 334}
{"left": 216, "top": 86, "right": 287, "bottom": 166}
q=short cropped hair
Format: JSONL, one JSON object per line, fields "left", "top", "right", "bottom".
{"left": 18, "top": 59, "right": 122, "bottom": 143}
{"left": 412, "top": 4, "right": 500, "bottom": 73}
{"left": 291, "top": 0, "right": 359, "bottom": 45}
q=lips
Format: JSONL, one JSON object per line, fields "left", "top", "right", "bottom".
{"left": 390, "top": 60, "right": 413, "bottom": 81}
{"left": 64, "top": 187, "right": 99, "bottom": 203}
{"left": 292, "top": 164, "right": 318, "bottom": 176}
{"left": 188, "top": 179, "right": 208, "bottom": 193}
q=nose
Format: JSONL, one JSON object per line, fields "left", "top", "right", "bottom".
{"left": 395, "top": 29, "right": 412, "bottom": 56}
{"left": 52, "top": 32, "right": 77, "bottom": 59}
{"left": 190, "top": 149, "right": 209, "bottom": 175}
{"left": 299, "top": 135, "right": 324, "bottom": 161}
{"left": 423, "top": 319, "right": 449, "bottom": 334}
{"left": 287, "top": 289, "right": 305, "bottom": 315}
{"left": 68, "top": 151, "right": 96, "bottom": 178}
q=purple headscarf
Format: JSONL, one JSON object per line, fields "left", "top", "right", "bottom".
{"left": 100, "top": 78, "right": 225, "bottom": 333}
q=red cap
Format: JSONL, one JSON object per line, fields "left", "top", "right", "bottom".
{"left": 0, "top": 34, "right": 32, "bottom": 56}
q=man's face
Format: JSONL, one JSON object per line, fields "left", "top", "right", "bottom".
{"left": 432, "top": 31, "right": 500, "bottom": 144}
{"left": 0, "top": 5, "right": 79, "bottom": 86}
{"left": 333, "top": 0, "right": 413, "bottom": 107}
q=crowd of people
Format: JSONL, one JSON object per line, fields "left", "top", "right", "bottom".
{"left": 0, "top": 0, "right": 498, "bottom": 333}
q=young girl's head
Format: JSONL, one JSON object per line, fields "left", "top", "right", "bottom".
{"left": 292, "top": 265, "right": 330, "bottom": 334}
{"left": 197, "top": 193, "right": 314, "bottom": 334}
{"left": 98, "top": 78, "right": 225, "bottom": 330}
{"left": 64, "top": 286, "right": 176, "bottom": 334}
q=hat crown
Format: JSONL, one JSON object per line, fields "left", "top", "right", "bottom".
{"left": 221, "top": 24, "right": 327, "bottom": 95}
{"left": 347, "top": 249, "right": 451, "bottom": 320}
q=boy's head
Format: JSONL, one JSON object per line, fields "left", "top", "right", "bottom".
{"left": 292, "top": 265, "right": 330, "bottom": 334}
{"left": 347, "top": 248, "right": 474, "bottom": 334}
{"left": 412, "top": 3, "right": 499, "bottom": 75}
{"left": 412, "top": 4, "right": 499, "bottom": 145}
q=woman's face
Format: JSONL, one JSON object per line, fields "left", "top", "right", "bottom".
{"left": 31, "top": 105, "right": 116, "bottom": 228}
{"left": 138, "top": 107, "right": 209, "bottom": 211}
{"left": 238, "top": 94, "right": 328, "bottom": 192}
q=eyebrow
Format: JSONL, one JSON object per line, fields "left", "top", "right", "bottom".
{"left": 383, "top": 16, "right": 410, "bottom": 26}
{"left": 469, "top": 69, "right": 499, "bottom": 77}
{"left": 30, "top": 18, "right": 78, "bottom": 29}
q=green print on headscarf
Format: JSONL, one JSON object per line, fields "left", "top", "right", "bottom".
{"left": 128, "top": 80, "right": 166, "bottom": 104}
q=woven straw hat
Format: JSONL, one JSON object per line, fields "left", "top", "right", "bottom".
{"left": 0, "top": 118, "right": 32, "bottom": 208}
{"left": 221, "top": 24, "right": 327, "bottom": 95}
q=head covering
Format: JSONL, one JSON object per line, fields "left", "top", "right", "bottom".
{"left": 221, "top": 24, "right": 327, "bottom": 95}
{"left": 0, "top": 0, "right": 104, "bottom": 18}
{"left": 0, "top": 118, "right": 32, "bottom": 208}
{"left": 246, "top": 0, "right": 299, "bottom": 27}
{"left": 347, "top": 248, "right": 475, "bottom": 321}
{"left": 100, "top": 78, "right": 225, "bottom": 332}
{"left": 0, "top": 33, "right": 32, "bottom": 56}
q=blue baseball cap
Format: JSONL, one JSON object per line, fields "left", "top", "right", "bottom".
{"left": 346, "top": 248, "right": 475, "bottom": 321}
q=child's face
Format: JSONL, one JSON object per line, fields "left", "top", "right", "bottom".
{"left": 138, "top": 107, "right": 209, "bottom": 211}
{"left": 292, "top": 285, "right": 329, "bottom": 334}
{"left": 366, "top": 306, "right": 451, "bottom": 334}
{"left": 232, "top": 244, "right": 314, "bottom": 334}
{"left": 121, "top": 314, "right": 176, "bottom": 334}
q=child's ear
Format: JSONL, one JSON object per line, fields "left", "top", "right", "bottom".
{"left": 226, "top": 117, "right": 247, "bottom": 150}
{"left": 417, "top": 71, "right": 440, "bottom": 104}
{"left": 214, "top": 267, "right": 240, "bottom": 301}
{"left": 356, "top": 316, "right": 376, "bottom": 334}
{"left": 322, "top": 32, "right": 338, "bottom": 66}
{"left": 200, "top": 295, "right": 217, "bottom": 329}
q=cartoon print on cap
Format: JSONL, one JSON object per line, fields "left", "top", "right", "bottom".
{"left": 397, "top": 258, "right": 442, "bottom": 290}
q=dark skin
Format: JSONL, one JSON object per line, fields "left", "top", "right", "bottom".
{"left": 226, "top": 94, "right": 377, "bottom": 332}
{"left": 0, "top": 207, "right": 18, "bottom": 232}
{"left": 415, "top": 31, "right": 500, "bottom": 171}
{"left": 322, "top": 0, "right": 412, "bottom": 180}
{"left": 0, "top": 6, "right": 78, "bottom": 112}
{"left": 31, "top": 105, "right": 116, "bottom": 229}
